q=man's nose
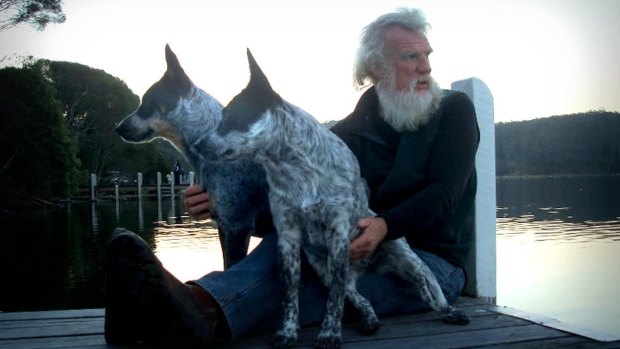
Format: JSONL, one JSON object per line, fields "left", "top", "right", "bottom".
{"left": 417, "top": 56, "right": 432, "bottom": 74}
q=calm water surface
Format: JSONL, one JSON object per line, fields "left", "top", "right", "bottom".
{"left": 496, "top": 175, "right": 620, "bottom": 338}
{"left": 1, "top": 176, "right": 619, "bottom": 338}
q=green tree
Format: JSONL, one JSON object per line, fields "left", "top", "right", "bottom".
{"left": 495, "top": 111, "right": 620, "bottom": 176}
{"left": 0, "top": 63, "right": 80, "bottom": 205}
{"left": 44, "top": 60, "right": 168, "bottom": 184}
{"left": 0, "top": 0, "right": 65, "bottom": 31}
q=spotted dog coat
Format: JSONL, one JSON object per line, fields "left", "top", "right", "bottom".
{"left": 115, "top": 45, "right": 272, "bottom": 269}
{"left": 197, "top": 50, "right": 470, "bottom": 349}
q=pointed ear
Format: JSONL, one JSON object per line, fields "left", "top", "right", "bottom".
{"left": 246, "top": 48, "right": 274, "bottom": 94}
{"left": 165, "top": 44, "right": 189, "bottom": 80}
{"left": 164, "top": 44, "right": 192, "bottom": 93}
{"left": 165, "top": 44, "right": 181, "bottom": 71}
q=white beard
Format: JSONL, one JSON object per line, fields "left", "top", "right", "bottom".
{"left": 375, "top": 76, "right": 442, "bottom": 132}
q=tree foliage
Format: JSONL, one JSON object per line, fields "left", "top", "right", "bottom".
{"left": 0, "top": 0, "right": 65, "bottom": 31}
{"left": 495, "top": 111, "right": 620, "bottom": 176}
{"left": 44, "top": 60, "right": 169, "bottom": 184}
{"left": 0, "top": 60, "right": 173, "bottom": 208}
{"left": 0, "top": 62, "right": 80, "bottom": 204}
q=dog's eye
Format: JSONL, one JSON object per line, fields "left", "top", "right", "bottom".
{"left": 137, "top": 102, "right": 155, "bottom": 119}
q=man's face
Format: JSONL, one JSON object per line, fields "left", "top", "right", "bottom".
{"left": 384, "top": 26, "right": 433, "bottom": 92}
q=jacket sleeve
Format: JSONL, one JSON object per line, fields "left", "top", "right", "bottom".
{"left": 381, "top": 92, "right": 479, "bottom": 241}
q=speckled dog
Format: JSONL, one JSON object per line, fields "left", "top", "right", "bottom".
{"left": 197, "top": 50, "right": 469, "bottom": 349}
{"left": 116, "top": 45, "right": 272, "bottom": 269}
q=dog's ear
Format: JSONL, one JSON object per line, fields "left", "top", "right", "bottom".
{"left": 165, "top": 45, "right": 185, "bottom": 76}
{"left": 247, "top": 49, "right": 271, "bottom": 91}
{"left": 246, "top": 49, "right": 278, "bottom": 101}
{"left": 165, "top": 45, "right": 178, "bottom": 70}
{"left": 163, "top": 44, "right": 191, "bottom": 94}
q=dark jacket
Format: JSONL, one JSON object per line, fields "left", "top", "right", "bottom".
{"left": 331, "top": 87, "right": 479, "bottom": 270}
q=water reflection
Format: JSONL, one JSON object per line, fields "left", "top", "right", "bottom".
{"left": 497, "top": 175, "right": 620, "bottom": 244}
{"left": 91, "top": 201, "right": 99, "bottom": 233}
{"left": 152, "top": 217, "right": 261, "bottom": 282}
{"left": 496, "top": 175, "right": 620, "bottom": 339}
{"left": 498, "top": 214, "right": 620, "bottom": 243}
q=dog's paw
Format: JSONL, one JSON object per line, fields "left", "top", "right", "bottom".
{"left": 442, "top": 306, "right": 470, "bottom": 325}
{"left": 272, "top": 331, "right": 297, "bottom": 349}
{"left": 314, "top": 334, "right": 341, "bottom": 349}
{"left": 360, "top": 317, "right": 381, "bottom": 335}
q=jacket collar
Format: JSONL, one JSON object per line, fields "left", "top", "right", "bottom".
{"left": 341, "top": 87, "right": 392, "bottom": 147}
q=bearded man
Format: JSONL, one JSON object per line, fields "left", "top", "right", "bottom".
{"left": 105, "top": 8, "right": 479, "bottom": 348}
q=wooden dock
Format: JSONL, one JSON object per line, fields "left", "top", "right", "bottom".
{"left": 73, "top": 184, "right": 190, "bottom": 201}
{"left": 1, "top": 297, "right": 618, "bottom": 348}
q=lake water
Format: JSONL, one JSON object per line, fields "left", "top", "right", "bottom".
{"left": 495, "top": 175, "right": 620, "bottom": 339}
{"left": 1, "top": 176, "right": 619, "bottom": 338}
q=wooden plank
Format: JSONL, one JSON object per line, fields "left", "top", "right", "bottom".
{"left": 231, "top": 312, "right": 530, "bottom": 349}
{"left": 232, "top": 306, "right": 531, "bottom": 348}
{"left": 2, "top": 298, "right": 618, "bottom": 349}
{"left": 493, "top": 306, "right": 620, "bottom": 342}
{"left": 493, "top": 336, "right": 620, "bottom": 349}
{"left": 235, "top": 324, "right": 569, "bottom": 349}
{"left": 337, "top": 324, "right": 569, "bottom": 349}
{"left": 0, "top": 309, "right": 103, "bottom": 321}
{"left": 0, "top": 335, "right": 110, "bottom": 349}
{"left": 0, "top": 318, "right": 102, "bottom": 340}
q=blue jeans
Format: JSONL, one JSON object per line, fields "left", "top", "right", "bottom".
{"left": 193, "top": 232, "right": 465, "bottom": 341}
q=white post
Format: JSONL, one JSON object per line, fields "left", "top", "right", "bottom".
{"left": 115, "top": 184, "right": 120, "bottom": 221}
{"left": 189, "top": 171, "right": 195, "bottom": 186}
{"left": 170, "top": 171, "right": 176, "bottom": 222}
{"left": 90, "top": 173, "right": 97, "bottom": 202}
{"left": 452, "top": 77, "right": 497, "bottom": 301}
{"left": 157, "top": 172, "right": 162, "bottom": 201}
{"left": 157, "top": 172, "right": 162, "bottom": 221}
{"left": 137, "top": 172, "right": 143, "bottom": 201}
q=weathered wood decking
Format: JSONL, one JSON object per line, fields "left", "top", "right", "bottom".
{"left": 1, "top": 297, "right": 618, "bottom": 349}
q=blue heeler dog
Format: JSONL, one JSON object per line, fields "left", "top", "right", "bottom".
{"left": 115, "top": 45, "right": 272, "bottom": 269}
{"left": 197, "top": 50, "right": 469, "bottom": 349}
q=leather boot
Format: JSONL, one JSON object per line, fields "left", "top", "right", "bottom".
{"left": 104, "top": 228, "right": 217, "bottom": 348}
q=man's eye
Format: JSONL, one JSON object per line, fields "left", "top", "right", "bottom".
{"left": 401, "top": 53, "right": 419, "bottom": 60}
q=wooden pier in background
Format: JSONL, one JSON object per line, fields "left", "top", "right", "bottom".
{"left": 74, "top": 184, "right": 189, "bottom": 200}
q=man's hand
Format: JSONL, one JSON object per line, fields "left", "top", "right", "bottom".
{"left": 349, "top": 216, "right": 388, "bottom": 261}
{"left": 184, "top": 184, "right": 212, "bottom": 221}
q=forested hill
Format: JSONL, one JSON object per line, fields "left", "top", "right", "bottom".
{"left": 495, "top": 111, "right": 620, "bottom": 176}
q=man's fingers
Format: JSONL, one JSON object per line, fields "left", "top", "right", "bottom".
{"left": 357, "top": 217, "right": 373, "bottom": 229}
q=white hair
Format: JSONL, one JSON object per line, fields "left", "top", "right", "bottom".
{"left": 353, "top": 8, "right": 430, "bottom": 88}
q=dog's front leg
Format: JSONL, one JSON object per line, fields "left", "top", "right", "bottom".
{"left": 272, "top": 230, "right": 302, "bottom": 348}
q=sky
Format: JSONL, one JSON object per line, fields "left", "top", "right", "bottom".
{"left": 1, "top": 0, "right": 619, "bottom": 123}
